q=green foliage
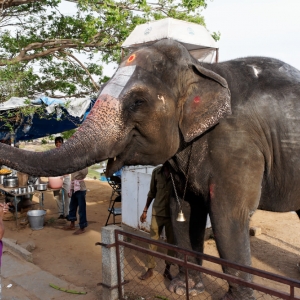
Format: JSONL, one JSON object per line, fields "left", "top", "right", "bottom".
{"left": 87, "top": 167, "right": 100, "bottom": 179}
{"left": 1, "top": 0, "right": 209, "bottom": 99}
{"left": 0, "top": 0, "right": 213, "bottom": 137}
{"left": 212, "top": 31, "right": 221, "bottom": 42}
{"left": 0, "top": 64, "right": 39, "bottom": 102}
{"left": 61, "top": 129, "right": 76, "bottom": 140}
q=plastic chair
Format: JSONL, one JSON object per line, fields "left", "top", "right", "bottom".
{"left": 105, "top": 175, "right": 122, "bottom": 226}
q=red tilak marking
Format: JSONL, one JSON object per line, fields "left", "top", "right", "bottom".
{"left": 127, "top": 54, "right": 136, "bottom": 63}
{"left": 93, "top": 98, "right": 102, "bottom": 107}
{"left": 87, "top": 99, "right": 102, "bottom": 118}
{"left": 209, "top": 184, "right": 215, "bottom": 199}
{"left": 194, "top": 96, "right": 201, "bottom": 103}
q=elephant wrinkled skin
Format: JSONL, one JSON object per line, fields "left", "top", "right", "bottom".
{"left": 1, "top": 39, "right": 300, "bottom": 299}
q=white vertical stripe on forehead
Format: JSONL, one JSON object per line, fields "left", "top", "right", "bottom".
{"left": 100, "top": 65, "right": 136, "bottom": 98}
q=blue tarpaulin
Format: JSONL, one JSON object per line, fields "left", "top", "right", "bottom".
{"left": 0, "top": 96, "right": 95, "bottom": 142}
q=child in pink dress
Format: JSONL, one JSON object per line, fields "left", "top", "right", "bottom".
{"left": 0, "top": 202, "right": 8, "bottom": 298}
{"left": 0, "top": 203, "right": 8, "bottom": 266}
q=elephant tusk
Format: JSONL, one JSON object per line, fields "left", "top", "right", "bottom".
{"left": 114, "top": 157, "right": 116, "bottom": 161}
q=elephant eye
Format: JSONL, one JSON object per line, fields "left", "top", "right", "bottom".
{"left": 129, "top": 99, "right": 144, "bottom": 111}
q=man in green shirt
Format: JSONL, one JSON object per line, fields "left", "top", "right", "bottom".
{"left": 139, "top": 162, "right": 174, "bottom": 281}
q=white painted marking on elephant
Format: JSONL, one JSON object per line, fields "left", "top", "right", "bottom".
{"left": 279, "top": 66, "right": 287, "bottom": 73}
{"left": 157, "top": 95, "right": 165, "bottom": 104}
{"left": 278, "top": 65, "right": 292, "bottom": 75}
{"left": 247, "top": 65, "right": 262, "bottom": 77}
{"left": 100, "top": 65, "right": 136, "bottom": 98}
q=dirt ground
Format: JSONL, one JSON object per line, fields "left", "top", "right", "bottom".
{"left": 2, "top": 177, "right": 300, "bottom": 299}
{"left": 3, "top": 178, "right": 113, "bottom": 299}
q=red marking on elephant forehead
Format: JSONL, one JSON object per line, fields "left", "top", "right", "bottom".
{"left": 127, "top": 54, "right": 136, "bottom": 64}
{"left": 194, "top": 96, "right": 201, "bottom": 103}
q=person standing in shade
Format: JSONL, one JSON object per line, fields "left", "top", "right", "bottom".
{"left": 54, "top": 136, "right": 71, "bottom": 220}
{"left": 139, "top": 162, "right": 174, "bottom": 281}
{"left": 64, "top": 167, "right": 88, "bottom": 235}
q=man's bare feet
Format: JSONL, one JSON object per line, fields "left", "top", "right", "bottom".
{"left": 63, "top": 225, "right": 75, "bottom": 230}
{"left": 73, "top": 228, "right": 86, "bottom": 235}
{"left": 139, "top": 268, "right": 153, "bottom": 280}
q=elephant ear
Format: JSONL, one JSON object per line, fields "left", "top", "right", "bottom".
{"left": 179, "top": 64, "right": 231, "bottom": 142}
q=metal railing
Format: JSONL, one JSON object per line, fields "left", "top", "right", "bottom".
{"left": 110, "top": 229, "right": 300, "bottom": 300}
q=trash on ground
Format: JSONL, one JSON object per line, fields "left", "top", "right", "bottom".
{"left": 49, "top": 283, "right": 87, "bottom": 294}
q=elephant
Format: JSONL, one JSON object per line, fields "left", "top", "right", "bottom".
{"left": 1, "top": 38, "right": 300, "bottom": 299}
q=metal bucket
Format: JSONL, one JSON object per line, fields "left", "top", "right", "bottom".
{"left": 3, "top": 176, "right": 18, "bottom": 188}
{"left": 35, "top": 183, "right": 47, "bottom": 191}
{"left": 0, "top": 174, "right": 7, "bottom": 184}
{"left": 27, "top": 210, "right": 46, "bottom": 230}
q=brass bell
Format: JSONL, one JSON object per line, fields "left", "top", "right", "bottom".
{"left": 176, "top": 210, "right": 186, "bottom": 222}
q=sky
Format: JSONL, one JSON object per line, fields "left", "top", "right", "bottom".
{"left": 59, "top": 0, "right": 300, "bottom": 76}
{"left": 201, "top": 0, "right": 300, "bottom": 69}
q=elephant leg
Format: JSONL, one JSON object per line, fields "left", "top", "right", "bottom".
{"left": 209, "top": 144, "right": 264, "bottom": 300}
{"left": 169, "top": 193, "right": 208, "bottom": 296}
{"left": 211, "top": 191, "right": 258, "bottom": 299}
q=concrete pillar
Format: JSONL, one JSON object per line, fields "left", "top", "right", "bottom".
{"left": 101, "top": 225, "right": 124, "bottom": 300}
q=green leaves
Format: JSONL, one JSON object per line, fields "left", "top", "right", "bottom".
{"left": 182, "top": 0, "right": 207, "bottom": 11}
{"left": 211, "top": 31, "right": 221, "bottom": 42}
{"left": 0, "top": 63, "right": 38, "bottom": 102}
{"left": 0, "top": 0, "right": 211, "bottom": 104}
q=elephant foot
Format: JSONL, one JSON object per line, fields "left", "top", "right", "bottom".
{"left": 168, "top": 274, "right": 204, "bottom": 296}
{"left": 190, "top": 281, "right": 205, "bottom": 297}
{"left": 221, "top": 288, "right": 256, "bottom": 300}
{"left": 220, "top": 293, "right": 237, "bottom": 300}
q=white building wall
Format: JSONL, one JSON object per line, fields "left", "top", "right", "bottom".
{"left": 121, "top": 165, "right": 211, "bottom": 232}
{"left": 122, "top": 166, "right": 156, "bottom": 231}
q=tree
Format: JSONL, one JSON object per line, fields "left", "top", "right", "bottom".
{"left": 0, "top": 0, "right": 219, "bottom": 141}
{"left": 0, "top": 0, "right": 213, "bottom": 101}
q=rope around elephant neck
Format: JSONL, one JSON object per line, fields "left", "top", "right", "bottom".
{"left": 170, "top": 143, "right": 193, "bottom": 212}
{"left": 170, "top": 173, "right": 181, "bottom": 209}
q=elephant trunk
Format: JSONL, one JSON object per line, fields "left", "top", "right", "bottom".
{"left": 0, "top": 94, "right": 123, "bottom": 177}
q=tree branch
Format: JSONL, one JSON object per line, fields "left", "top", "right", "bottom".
{"left": 0, "top": 0, "right": 44, "bottom": 9}
{"left": 59, "top": 50, "right": 99, "bottom": 91}
{"left": 0, "top": 38, "right": 112, "bottom": 66}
